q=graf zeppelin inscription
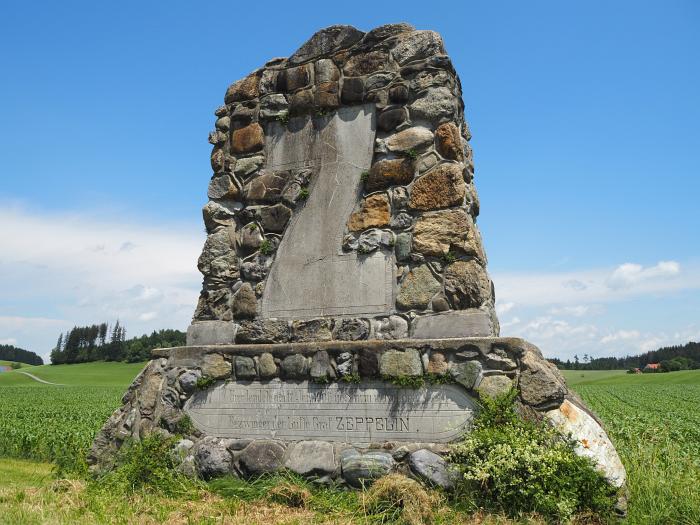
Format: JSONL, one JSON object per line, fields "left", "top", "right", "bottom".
{"left": 260, "top": 105, "right": 394, "bottom": 319}
{"left": 185, "top": 380, "right": 478, "bottom": 443}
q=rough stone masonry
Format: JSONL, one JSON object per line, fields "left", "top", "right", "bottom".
{"left": 89, "top": 23, "right": 626, "bottom": 504}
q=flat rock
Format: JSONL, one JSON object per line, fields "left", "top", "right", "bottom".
{"left": 412, "top": 310, "right": 493, "bottom": 339}
{"left": 341, "top": 450, "right": 394, "bottom": 487}
{"left": 289, "top": 25, "right": 364, "bottom": 65}
{"left": 186, "top": 321, "right": 237, "bottom": 346}
{"left": 239, "top": 441, "right": 286, "bottom": 477}
{"left": 285, "top": 441, "right": 336, "bottom": 477}
{"left": 236, "top": 320, "right": 290, "bottom": 343}
{"left": 385, "top": 126, "right": 433, "bottom": 153}
{"left": 450, "top": 360, "right": 482, "bottom": 390}
{"left": 408, "top": 449, "right": 456, "bottom": 489}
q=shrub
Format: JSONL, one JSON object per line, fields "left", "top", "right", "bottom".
{"left": 364, "top": 474, "right": 439, "bottom": 525}
{"left": 449, "top": 388, "right": 617, "bottom": 521}
{"left": 94, "top": 435, "right": 200, "bottom": 497}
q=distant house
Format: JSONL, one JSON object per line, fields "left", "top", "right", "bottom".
{"left": 644, "top": 363, "right": 661, "bottom": 372}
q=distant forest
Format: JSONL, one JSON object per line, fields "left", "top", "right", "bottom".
{"left": 0, "top": 344, "right": 44, "bottom": 366}
{"left": 551, "top": 341, "right": 700, "bottom": 370}
{"left": 50, "top": 321, "right": 185, "bottom": 364}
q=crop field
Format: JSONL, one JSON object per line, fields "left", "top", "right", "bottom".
{"left": 0, "top": 362, "right": 146, "bottom": 470}
{"left": 563, "top": 369, "right": 700, "bottom": 524}
{"left": 0, "top": 364, "right": 698, "bottom": 523}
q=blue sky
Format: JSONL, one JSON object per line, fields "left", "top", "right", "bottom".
{"left": 1, "top": 1, "right": 698, "bottom": 362}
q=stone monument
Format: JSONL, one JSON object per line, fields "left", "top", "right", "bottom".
{"left": 90, "top": 23, "right": 626, "bottom": 494}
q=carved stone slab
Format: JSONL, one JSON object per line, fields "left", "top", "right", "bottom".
{"left": 260, "top": 105, "right": 395, "bottom": 319}
{"left": 185, "top": 380, "right": 478, "bottom": 443}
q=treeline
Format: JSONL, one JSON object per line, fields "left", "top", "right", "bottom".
{"left": 50, "top": 321, "right": 185, "bottom": 364}
{"left": 0, "top": 344, "right": 44, "bottom": 366}
{"left": 551, "top": 341, "right": 700, "bottom": 370}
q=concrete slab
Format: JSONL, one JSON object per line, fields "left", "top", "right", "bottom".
{"left": 261, "top": 105, "right": 395, "bottom": 319}
{"left": 411, "top": 310, "right": 494, "bottom": 339}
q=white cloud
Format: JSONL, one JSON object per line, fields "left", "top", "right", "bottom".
{"left": 548, "top": 305, "right": 596, "bottom": 317}
{"left": 0, "top": 206, "right": 204, "bottom": 359}
{"left": 0, "top": 338, "right": 17, "bottom": 346}
{"left": 492, "top": 259, "right": 700, "bottom": 307}
{"left": 606, "top": 261, "right": 680, "bottom": 290}
{"left": 600, "top": 330, "right": 641, "bottom": 344}
{"left": 496, "top": 301, "right": 515, "bottom": 314}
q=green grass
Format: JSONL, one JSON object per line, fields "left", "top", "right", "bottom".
{"left": 563, "top": 368, "right": 700, "bottom": 524}
{"left": 562, "top": 368, "right": 700, "bottom": 386}
{"left": 0, "top": 361, "right": 146, "bottom": 386}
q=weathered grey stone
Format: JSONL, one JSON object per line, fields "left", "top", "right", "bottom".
{"left": 285, "top": 441, "right": 336, "bottom": 477}
{"left": 310, "top": 351, "right": 332, "bottom": 380}
{"left": 391, "top": 30, "right": 445, "bottom": 65}
{"left": 289, "top": 25, "right": 364, "bottom": 65}
{"left": 366, "top": 72, "right": 396, "bottom": 92}
{"left": 186, "top": 321, "right": 236, "bottom": 346}
{"left": 234, "top": 155, "right": 264, "bottom": 177}
{"left": 315, "top": 58, "right": 340, "bottom": 83}
{"left": 431, "top": 294, "right": 450, "bottom": 312}
{"left": 238, "top": 441, "right": 286, "bottom": 477}
{"left": 236, "top": 320, "right": 290, "bottom": 343}
{"left": 408, "top": 449, "right": 456, "bottom": 490}
{"left": 230, "top": 103, "right": 258, "bottom": 123}
{"left": 444, "top": 260, "right": 491, "bottom": 309}
{"left": 358, "top": 348, "right": 380, "bottom": 377}
{"left": 546, "top": 400, "right": 627, "bottom": 488}
{"left": 281, "top": 354, "right": 308, "bottom": 379}
{"left": 384, "top": 126, "right": 433, "bottom": 153}
{"left": 357, "top": 229, "right": 382, "bottom": 253}
{"left": 519, "top": 344, "right": 567, "bottom": 408}
{"left": 259, "top": 94, "right": 289, "bottom": 119}
{"left": 255, "top": 203, "right": 291, "bottom": 233}
{"left": 178, "top": 370, "right": 201, "bottom": 394}
{"left": 215, "top": 116, "right": 230, "bottom": 131}
{"left": 409, "top": 163, "right": 466, "bottom": 211}
{"left": 390, "top": 212, "right": 413, "bottom": 230}
{"left": 341, "top": 77, "right": 364, "bottom": 104}
{"left": 485, "top": 349, "right": 517, "bottom": 371}
{"left": 396, "top": 264, "right": 441, "bottom": 310}
{"left": 478, "top": 374, "right": 513, "bottom": 399}
{"left": 371, "top": 315, "right": 409, "bottom": 340}
{"left": 278, "top": 64, "right": 312, "bottom": 92}
{"left": 203, "top": 200, "right": 240, "bottom": 231}
{"left": 257, "top": 352, "right": 277, "bottom": 378}
{"left": 208, "top": 130, "right": 226, "bottom": 145}
{"left": 409, "top": 87, "right": 458, "bottom": 123}
{"left": 240, "top": 257, "right": 271, "bottom": 282}
{"left": 201, "top": 353, "right": 232, "bottom": 380}
{"left": 292, "top": 318, "right": 333, "bottom": 342}
{"left": 341, "top": 450, "right": 394, "bottom": 487}
{"left": 243, "top": 169, "right": 293, "bottom": 203}
{"left": 194, "top": 437, "right": 233, "bottom": 479}
{"left": 389, "top": 83, "right": 409, "bottom": 103}
{"left": 208, "top": 174, "right": 240, "bottom": 200}
{"left": 231, "top": 283, "right": 257, "bottom": 319}
{"left": 411, "top": 311, "right": 493, "bottom": 339}
{"left": 394, "top": 232, "right": 412, "bottom": 261}
{"left": 197, "top": 228, "right": 236, "bottom": 275}
{"left": 450, "top": 360, "right": 481, "bottom": 390}
{"left": 234, "top": 356, "right": 257, "bottom": 379}
{"left": 237, "top": 223, "right": 264, "bottom": 253}
{"left": 379, "top": 349, "right": 422, "bottom": 377}
{"left": 333, "top": 318, "right": 369, "bottom": 340}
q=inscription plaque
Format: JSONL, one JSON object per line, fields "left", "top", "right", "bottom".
{"left": 185, "top": 380, "right": 478, "bottom": 443}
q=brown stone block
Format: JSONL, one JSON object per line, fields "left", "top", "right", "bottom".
{"left": 224, "top": 73, "right": 260, "bottom": 104}
{"left": 316, "top": 81, "right": 339, "bottom": 108}
{"left": 412, "top": 209, "right": 479, "bottom": 257}
{"left": 347, "top": 193, "right": 391, "bottom": 231}
{"left": 366, "top": 158, "right": 415, "bottom": 191}
{"left": 409, "top": 163, "right": 466, "bottom": 210}
{"left": 435, "top": 122, "right": 464, "bottom": 161}
{"left": 343, "top": 50, "right": 389, "bottom": 76}
{"left": 231, "top": 123, "right": 264, "bottom": 154}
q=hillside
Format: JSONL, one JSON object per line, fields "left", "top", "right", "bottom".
{"left": 0, "top": 361, "right": 146, "bottom": 387}
{"left": 562, "top": 368, "right": 700, "bottom": 386}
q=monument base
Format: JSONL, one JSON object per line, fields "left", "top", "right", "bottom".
{"left": 89, "top": 338, "right": 626, "bottom": 491}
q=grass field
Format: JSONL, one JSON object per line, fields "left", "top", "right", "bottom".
{"left": 1, "top": 363, "right": 699, "bottom": 523}
{"left": 563, "top": 369, "right": 700, "bottom": 524}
